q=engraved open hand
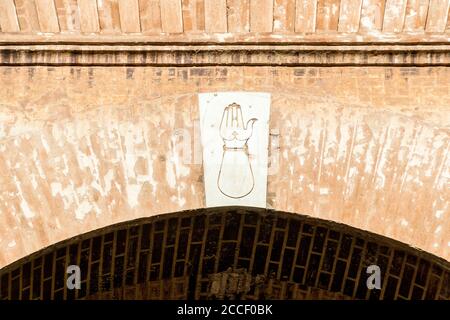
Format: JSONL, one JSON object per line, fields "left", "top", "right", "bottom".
{"left": 217, "top": 103, "right": 257, "bottom": 199}
{"left": 219, "top": 103, "right": 257, "bottom": 149}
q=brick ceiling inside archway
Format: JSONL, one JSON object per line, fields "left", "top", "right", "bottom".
{"left": 0, "top": 208, "right": 449, "bottom": 300}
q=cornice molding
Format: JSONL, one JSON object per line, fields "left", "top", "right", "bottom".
{"left": 0, "top": 33, "right": 449, "bottom": 45}
{"left": 0, "top": 43, "right": 449, "bottom": 67}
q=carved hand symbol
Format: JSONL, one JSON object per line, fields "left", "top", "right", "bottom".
{"left": 219, "top": 103, "right": 257, "bottom": 149}
{"left": 217, "top": 102, "right": 257, "bottom": 198}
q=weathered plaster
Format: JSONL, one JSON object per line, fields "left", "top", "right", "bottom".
{"left": 0, "top": 66, "right": 448, "bottom": 268}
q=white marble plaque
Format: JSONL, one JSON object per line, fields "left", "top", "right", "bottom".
{"left": 199, "top": 92, "right": 271, "bottom": 208}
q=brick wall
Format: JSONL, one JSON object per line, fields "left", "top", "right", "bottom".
{"left": 0, "top": 65, "right": 448, "bottom": 268}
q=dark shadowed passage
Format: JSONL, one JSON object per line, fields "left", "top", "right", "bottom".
{"left": 1, "top": 207, "right": 449, "bottom": 300}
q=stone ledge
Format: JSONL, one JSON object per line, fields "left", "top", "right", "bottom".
{"left": 0, "top": 44, "right": 449, "bottom": 66}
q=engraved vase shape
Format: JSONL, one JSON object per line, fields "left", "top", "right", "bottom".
{"left": 217, "top": 103, "right": 257, "bottom": 198}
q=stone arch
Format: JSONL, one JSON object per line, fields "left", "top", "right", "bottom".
{"left": 1, "top": 207, "right": 448, "bottom": 300}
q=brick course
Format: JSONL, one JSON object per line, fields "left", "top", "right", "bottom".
{"left": 0, "top": 65, "right": 448, "bottom": 268}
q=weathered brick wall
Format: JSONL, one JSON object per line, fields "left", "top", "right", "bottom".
{"left": 0, "top": 66, "right": 448, "bottom": 268}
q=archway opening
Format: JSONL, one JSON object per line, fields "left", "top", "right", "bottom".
{"left": 1, "top": 207, "right": 448, "bottom": 300}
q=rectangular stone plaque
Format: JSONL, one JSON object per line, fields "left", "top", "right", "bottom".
{"left": 199, "top": 92, "right": 271, "bottom": 208}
